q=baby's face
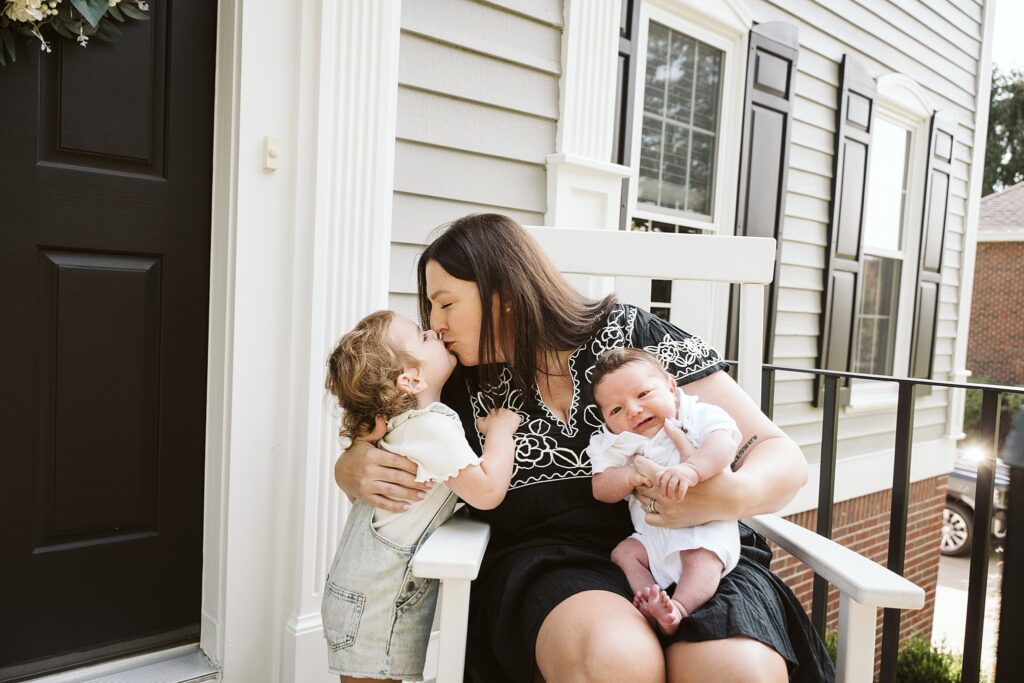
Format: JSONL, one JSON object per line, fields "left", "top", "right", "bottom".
{"left": 387, "top": 314, "right": 457, "bottom": 389}
{"left": 594, "top": 361, "right": 678, "bottom": 438}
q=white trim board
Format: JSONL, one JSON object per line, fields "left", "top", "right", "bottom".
{"left": 25, "top": 646, "right": 217, "bottom": 683}
{"left": 977, "top": 228, "right": 1024, "bottom": 242}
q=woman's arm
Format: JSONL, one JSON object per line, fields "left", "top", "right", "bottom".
{"left": 334, "top": 417, "right": 433, "bottom": 512}
{"left": 636, "top": 370, "right": 807, "bottom": 527}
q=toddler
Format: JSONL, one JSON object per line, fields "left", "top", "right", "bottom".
{"left": 322, "top": 310, "right": 520, "bottom": 682}
{"left": 587, "top": 348, "right": 741, "bottom": 636}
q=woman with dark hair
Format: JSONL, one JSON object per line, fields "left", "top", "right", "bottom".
{"left": 336, "top": 214, "right": 833, "bottom": 682}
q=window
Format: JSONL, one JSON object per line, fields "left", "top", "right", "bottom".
{"left": 621, "top": 2, "right": 748, "bottom": 234}
{"left": 853, "top": 119, "right": 910, "bottom": 376}
{"left": 637, "top": 22, "right": 723, "bottom": 217}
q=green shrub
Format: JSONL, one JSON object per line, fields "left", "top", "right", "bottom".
{"left": 893, "top": 637, "right": 962, "bottom": 683}
{"left": 963, "top": 375, "right": 1024, "bottom": 448}
{"left": 823, "top": 632, "right": 976, "bottom": 683}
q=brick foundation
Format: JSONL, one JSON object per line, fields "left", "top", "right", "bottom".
{"left": 768, "top": 476, "right": 947, "bottom": 666}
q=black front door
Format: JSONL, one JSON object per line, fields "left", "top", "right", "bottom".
{"left": 0, "top": 3, "right": 216, "bottom": 679}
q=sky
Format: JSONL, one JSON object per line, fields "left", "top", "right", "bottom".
{"left": 990, "top": 0, "right": 1024, "bottom": 73}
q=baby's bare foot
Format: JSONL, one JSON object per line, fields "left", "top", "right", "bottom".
{"left": 635, "top": 585, "right": 684, "bottom": 636}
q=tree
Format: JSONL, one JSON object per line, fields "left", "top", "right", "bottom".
{"left": 983, "top": 66, "right": 1024, "bottom": 196}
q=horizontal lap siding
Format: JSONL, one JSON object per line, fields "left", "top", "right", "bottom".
{"left": 746, "top": 0, "right": 982, "bottom": 463}
{"left": 390, "top": 0, "right": 560, "bottom": 318}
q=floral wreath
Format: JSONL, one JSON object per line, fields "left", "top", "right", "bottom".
{"left": 0, "top": 0, "right": 150, "bottom": 66}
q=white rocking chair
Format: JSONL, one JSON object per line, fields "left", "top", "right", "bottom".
{"left": 412, "top": 227, "right": 924, "bottom": 683}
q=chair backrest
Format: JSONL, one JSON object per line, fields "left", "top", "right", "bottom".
{"left": 525, "top": 227, "right": 776, "bottom": 401}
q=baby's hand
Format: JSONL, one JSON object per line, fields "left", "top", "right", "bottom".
{"left": 663, "top": 420, "right": 696, "bottom": 459}
{"left": 657, "top": 463, "right": 700, "bottom": 501}
{"left": 627, "top": 467, "right": 654, "bottom": 490}
{"left": 476, "top": 408, "right": 522, "bottom": 436}
{"left": 632, "top": 454, "right": 666, "bottom": 486}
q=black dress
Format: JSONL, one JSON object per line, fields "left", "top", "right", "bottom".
{"left": 441, "top": 304, "right": 834, "bottom": 683}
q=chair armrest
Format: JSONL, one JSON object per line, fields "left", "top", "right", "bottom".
{"left": 412, "top": 517, "right": 491, "bottom": 580}
{"left": 745, "top": 514, "right": 925, "bottom": 610}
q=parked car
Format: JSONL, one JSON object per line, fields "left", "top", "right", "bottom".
{"left": 942, "top": 449, "right": 1010, "bottom": 557}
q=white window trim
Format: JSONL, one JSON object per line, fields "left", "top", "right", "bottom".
{"left": 847, "top": 75, "right": 933, "bottom": 413}
{"left": 624, "top": 0, "right": 750, "bottom": 234}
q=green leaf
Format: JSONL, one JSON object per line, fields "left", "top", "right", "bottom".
{"left": 95, "top": 17, "right": 122, "bottom": 42}
{"left": 0, "top": 27, "right": 15, "bottom": 64}
{"left": 120, "top": 4, "right": 150, "bottom": 21}
{"left": 70, "top": 0, "right": 109, "bottom": 28}
{"left": 51, "top": 21, "right": 74, "bottom": 39}
{"left": 107, "top": 5, "right": 125, "bottom": 22}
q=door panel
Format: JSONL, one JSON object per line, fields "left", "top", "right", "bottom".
{"left": 0, "top": 3, "right": 216, "bottom": 679}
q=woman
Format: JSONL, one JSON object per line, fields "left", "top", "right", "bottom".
{"left": 336, "top": 214, "right": 833, "bottom": 682}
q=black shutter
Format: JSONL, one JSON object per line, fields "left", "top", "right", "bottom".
{"left": 909, "top": 112, "right": 955, "bottom": 397}
{"left": 726, "top": 22, "right": 799, "bottom": 367}
{"left": 816, "top": 55, "right": 876, "bottom": 406}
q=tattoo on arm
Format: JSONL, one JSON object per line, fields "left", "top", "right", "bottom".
{"left": 732, "top": 435, "right": 759, "bottom": 470}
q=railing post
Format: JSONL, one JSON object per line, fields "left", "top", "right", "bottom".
{"left": 997, "top": 409, "right": 1024, "bottom": 682}
{"left": 879, "top": 381, "right": 916, "bottom": 683}
{"left": 812, "top": 374, "right": 840, "bottom": 636}
{"left": 836, "top": 593, "right": 876, "bottom": 683}
{"left": 962, "top": 390, "right": 999, "bottom": 683}
{"left": 761, "top": 366, "right": 776, "bottom": 420}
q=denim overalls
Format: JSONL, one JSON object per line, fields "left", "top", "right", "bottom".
{"left": 322, "top": 489, "right": 458, "bottom": 680}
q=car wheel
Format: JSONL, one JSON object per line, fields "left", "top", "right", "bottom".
{"left": 941, "top": 500, "right": 974, "bottom": 557}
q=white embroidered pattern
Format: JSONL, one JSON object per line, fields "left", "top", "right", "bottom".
{"left": 469, "top": 305, "right": 723, "bottom": 490}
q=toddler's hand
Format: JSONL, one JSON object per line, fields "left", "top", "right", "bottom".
{"left": 658, "top": 463, "right": 700, "bottom": 501}
{"left": 477, "top": 408, "right": 522, "bottom": 436}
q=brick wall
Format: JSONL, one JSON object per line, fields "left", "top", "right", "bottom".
{"left": 769, "top": 476, "right": 947, "bottom": 665}
{"left": 967, "top": 242, "right": 1024, "bottom": 386}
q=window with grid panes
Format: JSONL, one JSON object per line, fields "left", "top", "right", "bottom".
{"left": 637, "top": 22, "right": 723, "bottom": 219}
{"left": 853, "top": 118, "right": 911, "bottom": 376}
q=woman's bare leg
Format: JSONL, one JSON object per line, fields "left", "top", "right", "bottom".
{"left": 666, "top": 636, "right": 788, "bottom": 683}
{"left": 535, "top": 590, "right": 664, "bottom": 683}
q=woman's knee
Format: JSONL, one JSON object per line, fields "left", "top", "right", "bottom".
{"left": 666, "top": 637, "right": 788, "bottom": 683}
{"left": 536, "top": 591, "right": 663, "bottom": 683}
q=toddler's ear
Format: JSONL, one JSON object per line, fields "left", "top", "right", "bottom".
{"left": 397, "top": 369, "right": 427, "bottom": 395}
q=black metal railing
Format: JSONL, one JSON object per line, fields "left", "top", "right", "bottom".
{"left": 758, "top": 364, "right": 1024, "bottom": 683}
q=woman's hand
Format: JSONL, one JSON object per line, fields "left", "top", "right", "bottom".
{"left": 635, "top": 466, "right": 742, "bottom": 528}
{"left": 334, "top": 417, "right": 433, "bottom": 512}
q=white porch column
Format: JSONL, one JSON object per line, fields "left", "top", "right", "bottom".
{"left": 546, "top": 0, "right": 632, "bottom": 230}
{"left": 282, "top": 1, "right": 401, "bottom": 682}
{"left": 205, "top": 0, "right": 401, "bottom": 680}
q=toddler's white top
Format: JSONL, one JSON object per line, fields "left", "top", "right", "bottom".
{"left": 372, "top": 402, "right": 481, "bottom": 545}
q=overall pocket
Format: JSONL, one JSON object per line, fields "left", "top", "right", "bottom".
{"left": 322, "top": 582, "right": 365, "bottom": 650}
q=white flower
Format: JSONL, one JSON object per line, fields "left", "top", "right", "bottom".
{"left": 108, "top": 0, "right": 120, "bottom": 5}
{"left": 136, "top": 0, "right": 148, "bottom": 10}
{"left": 4, "top": 0, "right": 45, "bottom": 22}
{"left": 76, "top": 26, "right": 88, "bottom": 47}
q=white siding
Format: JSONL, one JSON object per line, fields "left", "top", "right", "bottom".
{"left": 745, "top": 0, "right": 983, "bottom": 460}
{"left": 390, "top": 0, "right": 561, "bottom": 318}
